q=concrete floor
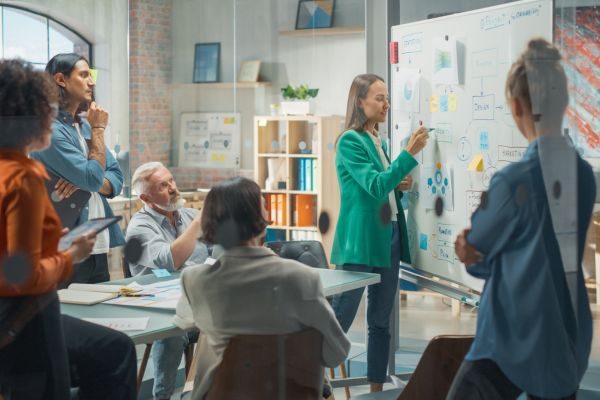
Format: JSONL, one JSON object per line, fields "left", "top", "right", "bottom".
{"left": 134, "top": 289, "right": 600, "bottom": 399}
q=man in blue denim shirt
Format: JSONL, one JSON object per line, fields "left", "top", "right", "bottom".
{"left": 32, "top": 54, "right": 124, "bottom": 284}
{"left": 449, "top": 39, "right": 594, "bottom": 399}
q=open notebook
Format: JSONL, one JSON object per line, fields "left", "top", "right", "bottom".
{"left": 58, "top": 283, "right": 140, "bottom": 305}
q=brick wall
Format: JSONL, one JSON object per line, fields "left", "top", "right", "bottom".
{"left": 129, "top": 0, "right": 173, "bottom": 169}
{"left": 129, "top": 1, "right": 249, "bottom": 190}
{"left": 171, "top": 167, "right": 254, "bottom": 190}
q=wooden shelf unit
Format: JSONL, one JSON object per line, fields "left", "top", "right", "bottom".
{"left": 254, "top": 115, "right": 342, "bottom": 257}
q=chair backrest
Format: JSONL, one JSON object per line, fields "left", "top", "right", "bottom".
{"left": 121, "top": 256, "right": 132, "bottom": 279}
{"left": 398, "top": 335, "right": 474, "bottom": 400}
{"left": 205, "top": 328, "right": 324, "bottom": 400}
{"left": 265, "top": 240, "right": 329, "bottom": 269}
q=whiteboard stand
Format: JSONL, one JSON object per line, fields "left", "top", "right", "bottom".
{"left": 399, "top": 263, "right": 481, "bottom": 308}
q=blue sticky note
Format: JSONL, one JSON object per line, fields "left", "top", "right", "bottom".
{"left": 419, "top": 233, "right": 428, "bottom": 250}
{"left": 480, "top": 131, "right": 489, "bottom": 150}
{"left": 152, "top": 268, "right": 171, "bottom": 278}
{"left": 440, "top": 95, "right": 449, "bottom": 112}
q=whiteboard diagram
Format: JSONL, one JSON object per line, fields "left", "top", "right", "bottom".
{"left": 178, "top": 113, "right": 241, "bottom": 168}
{"left": 390, "top": 0, "right": 553, "bottom": 291}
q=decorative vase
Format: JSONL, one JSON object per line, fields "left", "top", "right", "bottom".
{"left": 280, "top": 100, "right": 311, "bottom": 116}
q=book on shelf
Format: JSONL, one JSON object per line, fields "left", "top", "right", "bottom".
{"left": 276, "top": 194, "right": 287, "bottom": 225}
{"left": 299, "top": 158, "right": 305, "bottom": 190}
{"left": 304, "top": 158, "right": 312, "bottom": 191}
{"left": 270, "top": 194, "right": 277, "bottom": 224}
{"left": 294, "top": 194, "right": 315, "bottom": 227}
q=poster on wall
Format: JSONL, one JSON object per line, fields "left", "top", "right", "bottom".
{"left": 178, "top": 113, "right": 241, "bottom": 168}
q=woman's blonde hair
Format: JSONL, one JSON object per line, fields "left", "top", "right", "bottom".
{"left": 505, "top": 38, "right": 568, "bottom": 125}
{"left": 336, "top": 74, "right": 384, "bottom": 145}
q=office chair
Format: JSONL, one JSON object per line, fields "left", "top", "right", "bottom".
{"left": 204, "top": 329, "right": 324, "bottom": 400}
{"left": 265, "top": 240, "right": 351, "bottom": 399}
{"left": 351, "top": 335, "right": 475, "bottom": 400}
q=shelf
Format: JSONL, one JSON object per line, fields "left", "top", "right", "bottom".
{"left": 262, "top": 190, "right": 287, "bottom": 194}
{"left": 258, "top": 153, "right": 287, "bottom": 158}
{"left": 280, "top": 26, "right": 365, "bottom": 37}
{"left": 290, "top": 226, "right": 318, "bottom": 231}
{"left": 288, "top": 154, "right": 317, "bottom": 158}
{"left": 172, "top": 82, "right": 271, "bottom": 89}
{"left": 288, "top": 190, "right": 318, "bottom": 195}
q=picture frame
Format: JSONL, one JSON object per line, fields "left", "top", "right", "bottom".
{"left": 193, "top": 43, "right": 220, "bottom": 83}
{"left": 295, "top": 0, "right": 335, "bottom": 30}
{"left": 238, "top": 60, "right": 261, "bottom": 82}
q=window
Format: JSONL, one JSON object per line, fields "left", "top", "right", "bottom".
{"left": 0, "top": 6, "right": 90, "bottom": 68}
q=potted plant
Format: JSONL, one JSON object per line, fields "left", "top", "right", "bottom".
{"left": 280, "top": 84, "right": 319, "bottom": 115}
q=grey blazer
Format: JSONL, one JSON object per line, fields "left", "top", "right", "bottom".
{"left": 174, "top": 246, "right": 350, "bottom": 399}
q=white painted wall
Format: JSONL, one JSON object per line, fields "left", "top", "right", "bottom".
{"left": 5, "top": 0, "right": 129, "bottom": 152}
{"left": 171, "top": 0, "right": 367, "bottom": 118}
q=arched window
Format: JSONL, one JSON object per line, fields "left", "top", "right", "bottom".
{"left": 0, "top": 6, "right": 91, "bottom": 68}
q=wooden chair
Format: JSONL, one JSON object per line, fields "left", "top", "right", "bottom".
{"left": 265, "top": 240, "right": 351, "bottom": 398}
{"left": 181, "top": 329, "right": 324, "bottom": 400}
{"left": 120, "top": 257, "right": 197, "bottom": 387}
{"left": 351, "top": 335, "right": 474, "bottom": 400}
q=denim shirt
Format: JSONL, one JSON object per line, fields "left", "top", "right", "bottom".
{"left": 465, "top": 138, "right": 595, "bottom": 397}
{"left": 31, "top": 110, "right": 125, "bottom": 247}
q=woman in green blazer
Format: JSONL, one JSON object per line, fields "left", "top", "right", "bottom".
{"left": 331, "top": 74, "right": 429, "bottom": 392}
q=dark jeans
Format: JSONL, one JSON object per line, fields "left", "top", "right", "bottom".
{"left": 0, "top": 294, "right": 137, "bottom": 400}
{"left": 331, "top": 222, "right": 401, "bottom": 383}
{"left": 0, "top": 294, "right": 70, "bottom": 400}
{"left": 69, "top": 253, "right": 110, "bottom": 285}
{"left": 447, "top": 359, "right": 577, "bottom": 400}
{"left": 64, "top": 314, "right": 137, "bottom": 400}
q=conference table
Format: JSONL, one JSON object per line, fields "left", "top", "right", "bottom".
{"left": 61, "top": 268, "right": 381, "bottom": 345}
{"left": 61, "top": 268, "right": 383, "bottom": 389}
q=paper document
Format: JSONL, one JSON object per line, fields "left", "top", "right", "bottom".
{"left": 58, "top": 289, "right": 118, "bottom": 305}
{"left": 67, "top": 283, "right": 141, "bottom": 295}
{"left": 103, "top": 278, "right": 182, "bottom": 310}
{"left": 83, "top": 317, "right": 149, "bottom": 331}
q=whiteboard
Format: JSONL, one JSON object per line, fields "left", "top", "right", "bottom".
{"left": 390, "top": 0, "right": 553, "bottom": 290}
{"left": 178, "top": 112, "right": 241, "bottom": 168}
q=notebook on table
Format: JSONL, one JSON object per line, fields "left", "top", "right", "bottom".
{"left": 58, "top": 283, "right": 140, "bottom": 305}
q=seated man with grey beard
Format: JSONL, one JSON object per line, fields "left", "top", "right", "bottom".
{"left": 126, "top": 161, "right": 209, "bottom": 400}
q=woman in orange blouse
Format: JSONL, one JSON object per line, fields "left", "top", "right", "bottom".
{"left": 0, "top": 60, "right": 121, "bottom": 400}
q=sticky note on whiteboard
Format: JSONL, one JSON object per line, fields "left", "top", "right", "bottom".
{"left": 468, "top": 154, "right": 484, "bottom": 172}
{"left": 448, "top": 94, "right": 457, "bottom": 112}
{"left": 419, "top": 233, "right": 428, "bottom": 250}
{"left": 429, "top": 96, "right": 439, "bottom": 112}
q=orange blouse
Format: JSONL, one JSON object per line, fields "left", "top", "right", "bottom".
{"left": 0, "top": 149, "right": 73, "bottom": 296}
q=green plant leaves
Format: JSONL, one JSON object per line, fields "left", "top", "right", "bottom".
{"left": 280, "top": 84, "right": 318, "bottom": 100}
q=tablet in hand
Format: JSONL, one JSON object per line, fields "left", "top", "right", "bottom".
{"left": 58, "top": 216, "right": 122, "bottom": 252}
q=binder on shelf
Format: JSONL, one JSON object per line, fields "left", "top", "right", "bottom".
{"left": 299, "top": 158, "right": 305, "bottom": 190}
{"left": 270, "top": 194, "right": 278, "bottom": 225}
{"left": 312, "top": 159, "right": 318, "bottom": 192}
{"left": 276, "top": 194, "right": 287, "bottom": 226}
{"left": 295, "top": 194, "right": 315, "bottom": 227}
{"left": 304, "top": 158, "right": 312, "bottom": 191}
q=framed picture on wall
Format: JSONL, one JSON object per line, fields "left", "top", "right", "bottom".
{"left": 295, "top": 0, "right": 335, "bottom": 30}
{"left": 238, "top": 60, "right": 261, "bottom": 82}
{"left": 193, "top": 43, "right": 220, "bottom": 83}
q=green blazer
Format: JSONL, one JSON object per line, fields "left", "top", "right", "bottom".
{"left": 331, "top": 130, "right": 417, "bottom": 268}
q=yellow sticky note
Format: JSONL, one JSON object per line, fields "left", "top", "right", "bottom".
{"left": 210, "top": 153, "right": 226, "bottom": 162}
{"left": 258, "top": 119, "right": 267, "bottom": 127}
{"left": 448, "top": 94, "right": 457, "bottom": 112}
{"left": 468, "top": 154, "right": 484, "bottom": 172}
{"left": 429, "top": 96, "right": 439, "bottom": 113}
{"left": 224, "top": 117, "right": 235, "bottom": 125}
{"left": 89, "top": 69, "right": 98, "bottom": 84}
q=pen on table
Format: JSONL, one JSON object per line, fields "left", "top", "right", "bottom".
{"left": 122, "top": 293, "right": 155, "bottom": 298}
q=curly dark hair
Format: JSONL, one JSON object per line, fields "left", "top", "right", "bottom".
{"left": 0, "top": 59, "right": 58, "bottom": 149}
{"left": 201, "top": 177, "right": 268, "bottom": 249}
